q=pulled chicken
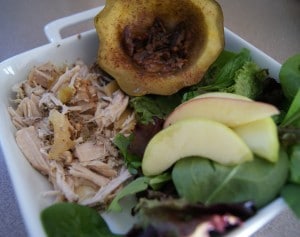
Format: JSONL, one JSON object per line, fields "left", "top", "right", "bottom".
{"left": 8, "top": 60, "right": 136, "bottom": 207}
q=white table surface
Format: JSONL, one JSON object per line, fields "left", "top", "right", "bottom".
{"left": 0, "top": 0, "right": 300, "bottom": 236}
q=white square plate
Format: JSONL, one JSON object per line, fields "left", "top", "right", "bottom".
{"left": 0, "top": 6, "right": 287, "bottom": 237}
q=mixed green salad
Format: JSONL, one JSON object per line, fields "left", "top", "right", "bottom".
{"left": 41, "top": 49, "right": 300, "bottom": 237}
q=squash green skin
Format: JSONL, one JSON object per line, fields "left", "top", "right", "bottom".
{"left": 94, "top": 0, "right": 224, "bottom": 96}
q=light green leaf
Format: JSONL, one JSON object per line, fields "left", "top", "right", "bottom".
{"left": 108, "top": 176, "right": 150, "bottom": 212}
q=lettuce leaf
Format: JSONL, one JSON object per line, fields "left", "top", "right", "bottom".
{"left": 108, "top": 176, "right": 151, "bottom": 212}
{"left": 222, "top": 61, "right": 267, "bottom": 99}
{"left": 280, "top": 89, "right": 300, "bottom": 128}
{"left": 108, "top": 173, "right": 171, "bottom": 212}
{"left": 182, "top": 48, "right": 267, "bottom": 101}
{"left": 113, "top": 134, "right": 142, "bottom": 175}
{"left": 130, "top": 94, "right": 182, "bottom": 124}
{"left": 200, "top": 48, "right": 252, "bottom": 90}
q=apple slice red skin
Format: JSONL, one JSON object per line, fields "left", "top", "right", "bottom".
{"left": 164, "top": 97, "right": 280, "bottom": 128}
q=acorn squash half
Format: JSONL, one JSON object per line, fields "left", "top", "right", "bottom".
{"left": 94, "top": 0, "right": 224, "bottom": 96}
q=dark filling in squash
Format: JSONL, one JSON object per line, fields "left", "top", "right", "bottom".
{"left": 122, "top": 18, "right": 192, "bottom": 74}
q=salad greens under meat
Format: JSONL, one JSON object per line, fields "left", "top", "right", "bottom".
{"left": 10, "top": 49, "right": 300, "bottom": 237}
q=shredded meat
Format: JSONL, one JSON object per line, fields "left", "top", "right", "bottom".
{"left": 69, "top": 163, "right": 110, "bottom": 187}
{"left": 80, "top": 168, "right": 131, "bottom": 206}
{"left": 8, "top": 61, "right": 135, "bottom": 207}
{"left": 15, "top": 126, "right": 50, "bottom": 175}
{"left": 122, "top": 18, "right": 192, "bottom": 73}
{"left": 49, "top": 161, "right": 79, "bottom": 202}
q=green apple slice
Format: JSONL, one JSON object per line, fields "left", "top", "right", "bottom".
{"left": 191, "top": 92, "right": 252, "bottom": 101}
{"left": 234, "top": 117, "right": 279, "bottom": 162}
{"left": 142, "top": 118, "right": 253, "bottom": 176}
{"left": 164, "top": 97, "right": 279, "bottom": 128}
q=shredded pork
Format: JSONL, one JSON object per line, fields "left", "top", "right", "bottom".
{"left": 8, "top": 60, "right": 136, "bottom": 207}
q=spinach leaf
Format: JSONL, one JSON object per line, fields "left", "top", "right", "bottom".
{"left": 281, "top": 184, "right": 300, "bottom": 218}
{"left": 289, "top": 145, "right": 300, "bottom": 184}
{"left": 279, "top": 54, "right": 300, "bottom": 101}
{"left": 41, "top": 203, "right": 120, "bottom": 237}
{"left": 172, "top": 149, "right": 289, "bottom": 208}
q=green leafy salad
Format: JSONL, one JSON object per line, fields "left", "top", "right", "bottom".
{"left": 41, "top": 49, "right": 300, "bottom": 237}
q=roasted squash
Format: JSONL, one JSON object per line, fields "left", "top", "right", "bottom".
{"left": 94, "top": 0, "right": 224, "bottom": 96}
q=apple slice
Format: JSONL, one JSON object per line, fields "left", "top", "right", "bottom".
{"left": 234, "top": 117, "right": 279, "bottom": 162}
{"left": 142, "top": 118, "right": 253, "bottom": 176}
{"left": 164, "top": 97, "right": 279, "bottom": 128}
{"left": 191, "top": 92, "right": 252, "bottom": 101}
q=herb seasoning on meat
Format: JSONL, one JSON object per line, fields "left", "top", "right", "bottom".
{"left": 122, "top": 18, "right": 192, "bottom": 74}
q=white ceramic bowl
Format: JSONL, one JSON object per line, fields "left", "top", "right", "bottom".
{"left": 0, "top": 6, "right": 287, "bottom": 237}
